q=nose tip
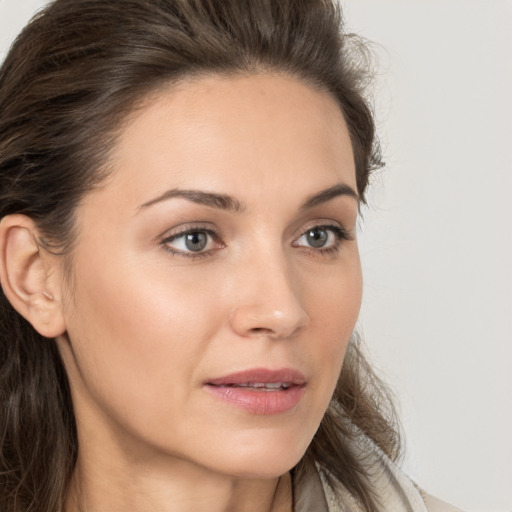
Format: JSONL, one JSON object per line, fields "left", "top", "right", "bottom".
{"left": 229, "top": 283, "right": 310, "bottom": 340}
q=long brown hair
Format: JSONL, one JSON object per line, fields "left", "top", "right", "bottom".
{"left": 0, "top": 1, "right": 399, "bottom": 511}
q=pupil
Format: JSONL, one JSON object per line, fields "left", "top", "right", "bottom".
{"left": 185, "top": 232, "right": 207, "bottom": 252}
{"left": 307, "top": 228, "right": 328, "bottom": 248}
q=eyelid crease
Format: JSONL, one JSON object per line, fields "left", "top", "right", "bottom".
{"left": 293, "top": 220, "right": 354, "bottom": 241}
{"left": 159, "top": 222, "right": 221, "bottom": 241}
{"left": 294, "top": 224, "right": 352, "bottom": 245}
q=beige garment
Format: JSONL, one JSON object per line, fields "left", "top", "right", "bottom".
{"left": 293, "top": 444, "right": 463, "bottom": 512}
{"left": 419, "top": 491, "right": 462, "bottom": 512}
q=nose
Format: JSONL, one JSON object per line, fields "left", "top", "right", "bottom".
{"left": 228, "top": 252, "right": 310, "bottom": 340}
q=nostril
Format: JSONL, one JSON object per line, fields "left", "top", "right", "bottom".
{"left": 249, "top": 327, "right": 270, "bottom": 334}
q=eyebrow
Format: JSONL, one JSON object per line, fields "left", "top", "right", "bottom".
{"left": 138, "top": 188, "right": 245, "bottom": 213}
{"left": 300, "top": 183, "right": 359, "bottom": 209}
{"left": 138, "top": 182, "right": 358, "bottom": 213}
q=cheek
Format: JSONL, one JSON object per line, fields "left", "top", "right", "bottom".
{"left": 61, "top": 249, "right": 225, "bottom": 427}
{"left": 307, "top": 250, "right": 362, "bottom": 339}
{"left": 300, "top": 251, "right": 363, "bottom": 405}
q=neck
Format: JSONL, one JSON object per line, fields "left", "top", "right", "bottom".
{"left": 65, "top": 453, "right": 292, "bottom": 512}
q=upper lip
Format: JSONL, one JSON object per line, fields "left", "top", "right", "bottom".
{"left": 206, "top": 368, "right": 307, "bottom": 386}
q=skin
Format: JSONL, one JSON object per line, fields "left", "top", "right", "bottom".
{"left": 3, "top": 73, "right": 363, "bottom": 512}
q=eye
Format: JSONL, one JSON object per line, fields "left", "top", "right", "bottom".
{"left": 293, "top": 225, "right": 350, "bottom": 251}
{"left": 162, "top": 228, "right": 220, "bottom": 256}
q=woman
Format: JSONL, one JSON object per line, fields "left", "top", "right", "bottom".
{"left": 0, "top": 1, "right": 461, "bottom": 511}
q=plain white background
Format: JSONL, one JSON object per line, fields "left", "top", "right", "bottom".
{"left": 1, "top": 1, "right": 511, "bottom": 511}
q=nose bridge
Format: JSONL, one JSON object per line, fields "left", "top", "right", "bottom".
{"left": 229, "top": 242, "right": 310, "bottom": 339}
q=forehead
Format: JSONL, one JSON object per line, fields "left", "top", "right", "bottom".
{"left": 102, "top": 73, "right": 356, "bottom": 210}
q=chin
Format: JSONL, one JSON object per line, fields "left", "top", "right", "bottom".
{"left": 218, "top": 457, "right": 302, "bottom": 480}
{"left": 202, "top": 430, "right": 312, "bottom": 479}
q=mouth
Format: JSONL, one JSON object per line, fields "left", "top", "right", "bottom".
{"left": 204, "top": 368, "right": 306, "bottom": 414}
{"left": 211, "top": 382, "right": 294, "bottom": 391}
{"left": 205, "top": 367, "right": 306, "bottom": 388}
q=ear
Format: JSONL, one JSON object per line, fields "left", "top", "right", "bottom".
{"left": 0, "top": 214, "right": 66, "bottom": 338}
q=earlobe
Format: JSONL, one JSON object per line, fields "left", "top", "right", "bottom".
{"left": 0, "top": 214, "right": 66, "bottom": 338}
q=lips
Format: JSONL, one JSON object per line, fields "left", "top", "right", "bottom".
{"left": 206, "top": 367, "right": 306, "bottom": 387}
{"left": 204, "top": 368, "right": 306, "bottom": 414}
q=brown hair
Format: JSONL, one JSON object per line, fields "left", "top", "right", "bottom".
{"left": 0, "top": 1, "right": 398, "bottom": 511}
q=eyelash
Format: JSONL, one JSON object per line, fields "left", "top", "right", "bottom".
{"left": 161, "top": 224, "right": 222, "bottom": 260}
{"left": 160, "top": 223, "right": 353, "bottom": 259}
{"left": 293, "top": 224, "right": 353, "bottom": 256}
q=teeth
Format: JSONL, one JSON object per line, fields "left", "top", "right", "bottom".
{"left": 234, "top": 382, "right": 291, "bottom": 390}
{"left": 262, "top": 382, "right": 284, "bottom": 389}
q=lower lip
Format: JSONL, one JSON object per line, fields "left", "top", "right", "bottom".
{"left": 204, "top": 384, "right": 305, "bottom": 415}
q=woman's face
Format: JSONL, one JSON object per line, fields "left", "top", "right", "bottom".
{"left": 56, "top": 73, "right": 362, "bottom": 478}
